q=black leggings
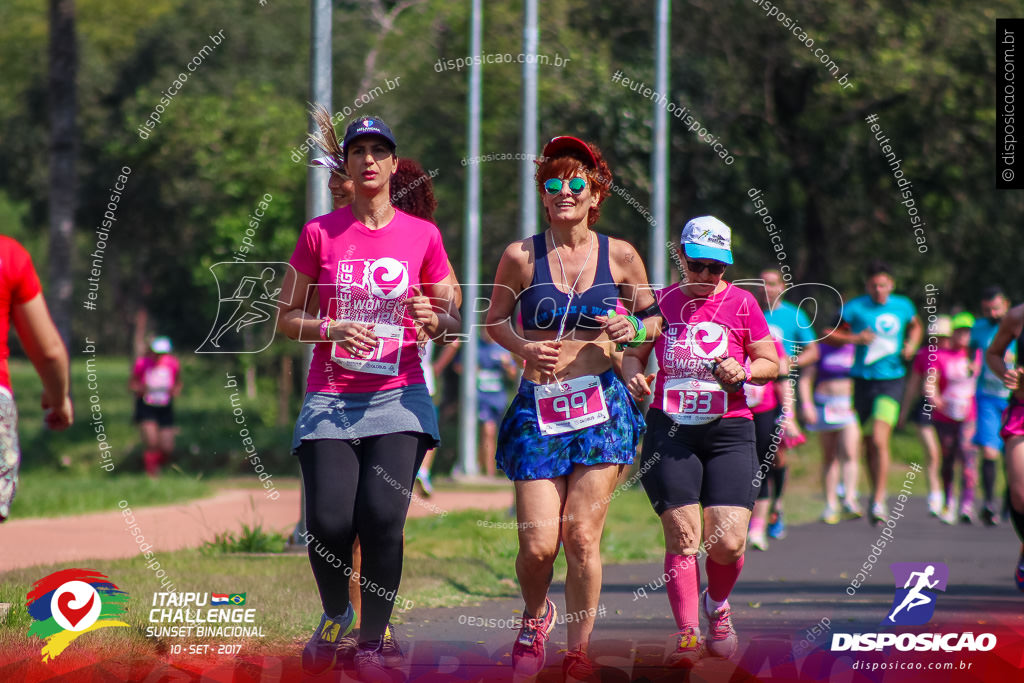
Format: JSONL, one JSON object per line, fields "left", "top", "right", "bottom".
{"left": 753, "top": 408, "right": 783, "bottom": 501}
{"left": 298, "top": 433, "right": 431, "bottom": 643}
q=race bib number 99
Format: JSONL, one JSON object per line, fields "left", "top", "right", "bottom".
{"left": 534, "top": 375, "right": 610, "bottom": 435}
{"left": 664, "top": 378, "right": 726, "bottom": 425}
{"left": 331, "top": 322, "right": 403, "bottom": 376}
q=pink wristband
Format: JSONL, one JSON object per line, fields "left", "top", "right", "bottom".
{"left": 319, "top": 318, "right": 331, "bottom": 341}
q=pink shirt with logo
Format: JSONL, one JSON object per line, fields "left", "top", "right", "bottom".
{"left": 912, "top": 347, "right": 976, "bottom": 423}
{"left": 652, "top": 282, "right": 772, "bottom": 421}
{"left": 132, "top": 355, "right": 181, "bottom": 407}
{"left": 289, "top": 206, "right": 450, "bottom": 393}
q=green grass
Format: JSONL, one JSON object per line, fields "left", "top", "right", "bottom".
{"left": 201, "top": 523, "right": 288, "bottom": 555}
{"left": 11, "top": 470, "right": 213, "bottom": 519}
{"left": 5, "top": 353, "right": 303, "bottom": 518}
{"left": 10, "top": 354, "right": 303, "bottom": 477}
{"left": 6, "top": 471, "right": 298, "bottom": 520}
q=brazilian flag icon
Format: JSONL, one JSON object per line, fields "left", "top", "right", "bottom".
{"left": 228, "top": 593, "right": 246, "bottom": 606}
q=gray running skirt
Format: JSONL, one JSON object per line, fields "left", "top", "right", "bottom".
{"left": 291, "top": 384, "right": 440, "bottom": 452}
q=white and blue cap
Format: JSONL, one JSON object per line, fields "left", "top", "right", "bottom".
{"left": 151, "top": 336, "right": 173, "bottom": 354}
{"left": 680, "top": 215, "right": 733, "bottom": 265}
{"left": 342, "top": 116, "right": 397, "bottom": 152}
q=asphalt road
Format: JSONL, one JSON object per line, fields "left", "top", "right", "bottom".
{"left": 392, "top": 496, "right": 1023, "bottom": 682}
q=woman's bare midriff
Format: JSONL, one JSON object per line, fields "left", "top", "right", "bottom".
{"left": 813, "top": 377, "right": 852, "bottom": 399}
{"left": 520, "top": 328, "right": 616, "bottom": 384}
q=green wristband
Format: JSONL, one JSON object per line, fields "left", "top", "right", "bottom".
{"left": 623, "top": 316, "right": 647, "bottom": 347}
{"left": 608, "top": 310, "right": 647, "bottom": 350}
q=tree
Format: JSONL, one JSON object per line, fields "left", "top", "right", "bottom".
{"left": 47, "top": 0, "right": 76, "bottom": 343}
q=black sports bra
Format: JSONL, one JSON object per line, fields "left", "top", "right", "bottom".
{"left": 518, "top": 232, "right": 621, "bottom": 332}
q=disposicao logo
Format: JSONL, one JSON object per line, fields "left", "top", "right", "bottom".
{"left": 885, "top": 562, "right": 947, "bottom": 626}
{"left": 26, "top": 569, "right": 130, "bottom": 661}
{"left": 831, "top": 562, "right": 996, "bottom": 653}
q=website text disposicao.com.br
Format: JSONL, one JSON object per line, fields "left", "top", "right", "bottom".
{"left": 434, "top": 51, "right": 570, "bottom": 73}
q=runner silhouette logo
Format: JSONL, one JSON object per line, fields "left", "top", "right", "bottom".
{"left": 885, "top": 562, "right": 948, "bottom": 626}
{"left": 198, "top": 262, "right": 290, "bottom": 353}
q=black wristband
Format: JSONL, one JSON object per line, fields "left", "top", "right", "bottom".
{"left": 634, "top": 301, "right": 662, "bottom": 320}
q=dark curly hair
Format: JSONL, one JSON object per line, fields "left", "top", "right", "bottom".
{"left": 535, "top": 140, "right": 612, "bottom": 227}
{"left": 391, "top": 158, "right": 437, "bottom": 222}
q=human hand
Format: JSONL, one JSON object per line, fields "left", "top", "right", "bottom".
{"left": 596, "top": 311, "right": 636, "bottom": 345}
{"left": 42, "top": 393, "right": 73, "bottom": 431}
{"left": 627, "top": 372, "right": 656, "bottom": 401}
{"left": 523, "top": 340, "right": 562, "bottom": 379}
{"left": 331, "top": 320, "right": 379, "bottom": 358}
{"left": 710, "top": 355, "right": 746, "bottom": 392}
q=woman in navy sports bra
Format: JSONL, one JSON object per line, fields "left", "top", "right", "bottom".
{"left": 485, "top": 136, "right": 659, "bottom": 680}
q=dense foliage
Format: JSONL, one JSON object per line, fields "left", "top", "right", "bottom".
{"left": 1, "top": 0, "right": 1020, "bottom": 355}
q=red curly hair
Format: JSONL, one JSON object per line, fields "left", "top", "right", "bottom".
{"left": 535, "top": 140, "right": 612, "bottom": 227}
{"left": 391, "top": 158, "right": 437, "bottom": 222}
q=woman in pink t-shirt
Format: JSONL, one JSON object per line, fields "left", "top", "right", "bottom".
{"left": 904, "top": 315, "right": 980, "bottom": 523}
{"left": 622, "top": 216, "right": 779, "bottom": 667}
{"left": 129, "top": 336, "right": 182, "bottom": 477}
{"left": 985, "top": 303, "right": 1024, "bottom": 591}
{"left": 277, "top": 116, "right": 460, "bottom": 678}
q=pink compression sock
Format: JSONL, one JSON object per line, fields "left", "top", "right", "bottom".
{"left": 706, "top": 555, "right": 745, "bottom": 603}
{"left": 664, "top": 553, "right": 700, "bottom": 630}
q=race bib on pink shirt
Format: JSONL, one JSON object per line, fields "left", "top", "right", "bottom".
{"left": 331, "top": 322, "right": 403, "bottom": 376}
{"left": 663, "top": 378, "right": 727, "bottom": 425}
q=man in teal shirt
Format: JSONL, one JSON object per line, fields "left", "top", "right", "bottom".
{"left": 971, "top": 286, "right": 1015, "bottom": 525}
{"left": 831, "top": 262, "right": 922, "bottom": 525}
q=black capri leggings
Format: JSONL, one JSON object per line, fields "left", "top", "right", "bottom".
{"left": 639, "top": 408, "right": 757, "bottom": 515}
{"left": 298, "top": 432, "right": 431, "bottom": 643}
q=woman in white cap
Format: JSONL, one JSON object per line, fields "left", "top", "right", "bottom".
{"left": 622, "top": 216, "right": 778, "bottom": 668}
{"left": 130, "top": 335, "right": 181, "bottom": 477}
{"left": 486, "top": 136, "right": 658, "bottom": 681}
{"left": 278, "top": 114, "right": 460, "bottom": 679}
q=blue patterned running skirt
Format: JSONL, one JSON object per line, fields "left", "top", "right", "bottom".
{"left": 496, "top": 369, "right": 644, "bottom": 481}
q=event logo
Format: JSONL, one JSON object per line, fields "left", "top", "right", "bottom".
{"left": 874, "top": 312, "right": 900, "bottom": 336}
{"left": 885, "top": 562, "right": 948, "bottom": 626}
{"left": 367, "top": 258, "right": 410, "bottom": 300}
{"left": 686, "top": 322, "right": 729, "bottom": 359}
{"left": 26, "top": 569, "right": 130, "bottom": 661}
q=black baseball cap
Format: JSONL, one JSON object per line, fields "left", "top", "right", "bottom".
{"left": 342, "top": 116, "right": 397, "bottom": 152}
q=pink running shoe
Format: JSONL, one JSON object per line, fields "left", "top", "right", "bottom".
{"left": 701, "top": 590, "right": 738, "bottom": 658}
{"left": 666, "top": 626, "right": 704, "bottom": 668}
{"left": 512, "top": 597, "right": 556, "bottom": 680}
